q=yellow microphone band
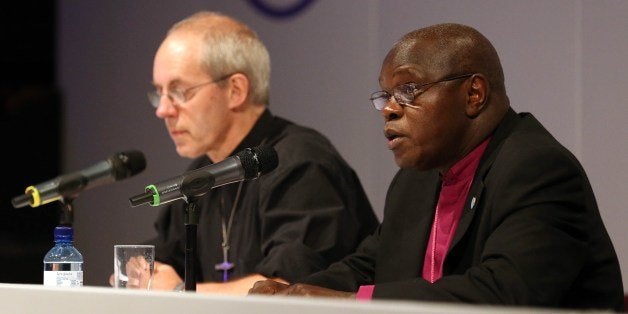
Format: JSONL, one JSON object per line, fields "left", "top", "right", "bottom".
{"left": 25, "top": 186, "right": 41, "bottom": 207}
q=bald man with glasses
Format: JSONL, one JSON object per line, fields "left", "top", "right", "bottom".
{"left": 250, "top": 23, "right": 624, "bottom": 312}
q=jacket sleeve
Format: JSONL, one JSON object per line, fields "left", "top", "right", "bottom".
{"left": 297, "top": 225, "right": 381, "bottom": 291}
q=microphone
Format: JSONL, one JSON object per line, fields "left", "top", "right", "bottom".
{"left": 129, "top": 146, "right": 278, "bottom": 207}
{"left": 11, "top": 150, "right": 146, "bottom": 208}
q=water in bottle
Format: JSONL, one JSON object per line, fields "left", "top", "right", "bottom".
{"left": 43, "top": 225, "right": 83, "bottom": 287}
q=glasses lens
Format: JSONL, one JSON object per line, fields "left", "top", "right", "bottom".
{"left": 393, "top": 84, "right": 416, "bottom": 105}
{"left": 147, "top": 91, "right": 160, "bottom": 108}
{"left": 370, "top": 91, "right": 389, "bottom": 110}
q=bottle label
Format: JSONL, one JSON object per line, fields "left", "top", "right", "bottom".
{"left": 43, "top": 271, "right": 83, "bottom": 287}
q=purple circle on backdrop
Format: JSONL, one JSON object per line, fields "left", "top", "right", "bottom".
{"left": 247, "top": 0, "right": 316, "bottom": 19}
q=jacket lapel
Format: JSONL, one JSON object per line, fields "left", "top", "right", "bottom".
{"left": 448, "top": 108, "right": 520, "bottom": 252}
{"left": 376, "top": 169, "right": 441, "bottom": 282}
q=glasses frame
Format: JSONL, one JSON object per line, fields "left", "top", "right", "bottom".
{"left": 147, "top": 73, "right": 234, "bottom": 109}
{"left": 370, "top": 73, "right": 475, "bottom": 111}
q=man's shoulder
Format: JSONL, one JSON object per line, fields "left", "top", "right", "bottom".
{"left": 261, "top": 117, "right": 359, "bottom": 178}
{"left": 487, "top": 111, "right": 587, "bottom": 183}
{"left": 273, "top": 116, "right": 329, "bottom": 140}
{"left": 501, "top": 111, "right": 575, "bottom": 160}
{"left": 270, "top": 117, "right": 340, "bottom": 157}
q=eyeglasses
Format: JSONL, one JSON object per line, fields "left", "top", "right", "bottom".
{"left": 147, "top": 73, "right": 233, "bottom": 108}
{"left": 369, "top": 73, "right": 474, "bottom": 111}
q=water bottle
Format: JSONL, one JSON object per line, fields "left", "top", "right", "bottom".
{"left": 43, "top": 225, "right": 84, "bottom": 287}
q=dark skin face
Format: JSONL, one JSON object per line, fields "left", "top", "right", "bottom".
{"left": 381, "top": 40, "right": 476, "bottom": 173}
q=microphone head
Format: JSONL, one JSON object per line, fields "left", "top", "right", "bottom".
{"left": 110, "top": 150, "right": 147, "bottom": 180}
{"left": 252, "top": 146, "right": 279, "bottom": 175}
{"left": 236, "top": 146, "right": 278, "bottom": 179}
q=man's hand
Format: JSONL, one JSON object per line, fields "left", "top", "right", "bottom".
{"left": 109, "top": 256, "right": 154, "bottom": 289}
{"left": 110, "top": 261, "right": 183, "bottom": 290}
{"left": 248, "top": 279, "right": 290, "bottom": 295}
{"left": 150, "top": 261, "right": 183, "bottom": 291}
{"left": 249, "top": 280, "right": 356, "bottom": 298}
{"left": 125, "top": 255, "right": 153, "bottom": 289}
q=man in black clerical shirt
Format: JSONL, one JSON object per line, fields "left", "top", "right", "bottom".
{"left": 116, "top": 11, "right": 379, "bottom": 294}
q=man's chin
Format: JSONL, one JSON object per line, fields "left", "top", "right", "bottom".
{"left": 393, "top": 152, "right": 426, "bottom": 170}
{"left": 392, "top": 151, "right": 410, "bottom": 169}
{"left": 176, "top": 147, "right": 203, "bottom": 159}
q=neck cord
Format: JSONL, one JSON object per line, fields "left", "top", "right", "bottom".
{"left": 216, "top": 181, "right": 244, "bottom": 282}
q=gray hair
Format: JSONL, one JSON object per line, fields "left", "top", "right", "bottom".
{"left": 168, "top": 11, "right": 271, "bottom": 104}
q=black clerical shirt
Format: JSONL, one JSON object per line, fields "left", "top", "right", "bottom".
{"left": 148, "top": 109, "right": 379, "bottom": 283}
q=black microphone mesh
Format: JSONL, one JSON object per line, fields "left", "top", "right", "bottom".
{"left": 236, "top": 148, "right": 258, "bottom": 179}
{"left": 252, "top": 146, "right": 278, "bottom": 174}
{"left": 110, "top": 150, "right": 147, "bottom": 180}
{"left": 236, "top": 146, "right": 278, "bottom": 179}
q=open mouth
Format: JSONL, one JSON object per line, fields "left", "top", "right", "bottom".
{"left": 384, "top": 129, "right": 403, "bottom": 150}
{"left": 386, "top": 134, "right": 398, "bottom": 141}
{"left": 384, "top": 129, "right": 400, "bottom": 141}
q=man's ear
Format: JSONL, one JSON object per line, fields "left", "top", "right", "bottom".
{"left": 466, "top": 74, "right": 489, "bottom": 118}
{"left": 227, "top": 73, "right": 249, "bottom": 110}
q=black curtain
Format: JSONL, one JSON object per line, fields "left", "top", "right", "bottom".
{"left": 0, "top": 1, "right": 62, "bottom": 283}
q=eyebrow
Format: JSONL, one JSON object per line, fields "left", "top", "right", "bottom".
{"left": 151, "top": 79, "right": 184, "bottom": 90}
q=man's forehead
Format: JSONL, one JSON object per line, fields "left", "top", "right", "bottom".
{"left": 382, "top": 39, "right": 452, "bottom": 80}
{"left": 381, "top": 63, "right": 422, "bottom": 77}
{"left": 385, "top": 39, "right": 435, "bottom": 70}
{"left": 379, "top": 46, "right": 430, "bottom": 85}
{"left": 388, "top": 40, "right": 418, "bottom": 62}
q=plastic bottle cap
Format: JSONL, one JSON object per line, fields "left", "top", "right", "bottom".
{"left": 53, "top": 226, "right": 74, "bottom": 241}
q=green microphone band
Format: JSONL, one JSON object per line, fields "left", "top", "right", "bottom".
{"left": 145, "top": 184, "right": 160, "bottom": 206}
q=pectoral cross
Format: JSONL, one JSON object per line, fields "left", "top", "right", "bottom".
{"left": 214, "top": 242, "right": 234, "bottom": 282}
{"left": 216, "top": 182, "right": 242, "bottom": 282}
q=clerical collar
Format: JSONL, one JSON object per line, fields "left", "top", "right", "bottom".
{"left": 441, "top": 136, "right": 492, "bottom": 186}
{"left": 223, "top": 109, "right": 274, "bottom": 161}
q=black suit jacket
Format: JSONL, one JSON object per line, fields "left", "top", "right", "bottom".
{"left": 301, "top": 109, "right": 624, "bottom": 311}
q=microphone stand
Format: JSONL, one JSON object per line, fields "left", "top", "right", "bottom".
{"left": 179, "top": 171, "right": 216, "bottom": 292}
{"left": 59, "top": 197, "right": 75, "bottom": 226}
{"left": 183, "top": 197, "right": 199, "bottom": 292}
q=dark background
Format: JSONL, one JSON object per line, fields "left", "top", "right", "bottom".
{"left": 0, "top": 2, "right": 61, "bottom": 283}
